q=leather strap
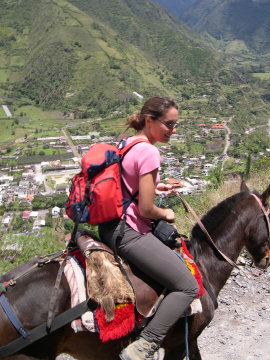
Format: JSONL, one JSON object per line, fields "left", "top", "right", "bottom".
{"left": 0, "top": 295, "right": 30, "bottom": 338}
{"left": 176, "top": 193, "right": 257, "bottom": 277}
{"left": 0, "top": 299, "right": 94, "bottom": 358}
{"left": 251, "top": 193, "right": 270, "bottom": 238}
{"left": 5, "top": 251, "right": 64, "bottom": 287}
{"left": 177, "top": 193, "right": 240, "bottom": 267}
{"left": 46, "top": 254, "right": 68, "bottom": 330}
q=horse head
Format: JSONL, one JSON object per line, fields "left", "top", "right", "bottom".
{"left": 241, "top": 181, "right": 270, "bottom": 269}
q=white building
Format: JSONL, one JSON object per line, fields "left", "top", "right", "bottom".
{"left": 133, "top": 91, "right": 143, "bottom": 99}
{"left": 52, "top": 206, "right": 61, "bottom": 217}
{"left": 2, "top": 105, "right": 12, "bottom": 118}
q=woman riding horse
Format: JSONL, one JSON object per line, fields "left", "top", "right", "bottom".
{"left": 0, "top": 183, "right": 269, "bottom": 359}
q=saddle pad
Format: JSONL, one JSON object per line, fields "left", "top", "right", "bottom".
{"left": 63, "top": 255, "right": 136, "bottom": 340}
{"left": 64, "top": 256, "right": 96, "bottom": 332}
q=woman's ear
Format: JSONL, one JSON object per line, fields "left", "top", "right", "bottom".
{"left": 145, "top": 115, "right": 153, "bottom": 127}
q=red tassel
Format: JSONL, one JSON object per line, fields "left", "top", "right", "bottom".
{"left": 181, "top": 239, "right": 205, "bottom": 296}
{"left": 95, "top": 303, "right": 135, "bottom": 342}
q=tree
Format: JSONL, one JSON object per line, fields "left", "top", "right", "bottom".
{"left": 45, "top": 213, "right": 53, "bottom": 228}
{"left": 243, "top": 154, "right": 251, "bottom": 180}
{"left": 209, "top": 162, "right": 224, "bottom": 189}
{"left": 32, "top": 195, "right": 51, "bottom": 210}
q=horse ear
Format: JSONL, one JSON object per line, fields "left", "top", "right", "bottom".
{"left": 240, "top": 180, "right": 250, "bottom": 192}
{"left": 261, "top": 184, "right": 270, "bottom": 206}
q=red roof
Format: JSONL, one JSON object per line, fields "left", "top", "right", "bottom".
{"left": 211, "top": 124, "right": 224, "bottom": 129}
{"left": 167, "top": 179, "right": 183, "bottom": 187}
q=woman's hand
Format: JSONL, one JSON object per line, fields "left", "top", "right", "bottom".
{"left": 138, "top": 173, "right": 176, "bottom": 222}
{"left": 164, "top": 208, "right": 175, "bottom": 223}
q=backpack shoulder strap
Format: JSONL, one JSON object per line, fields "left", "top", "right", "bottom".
{"left": 118, "top": 138, "right": 150, "bottom": 157}
{"left": 118, "top": 138, "right": 150, "bottom": 204}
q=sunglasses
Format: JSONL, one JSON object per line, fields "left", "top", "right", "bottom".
{"left": 156, "top": 118, "right": 179, "bottom": 129}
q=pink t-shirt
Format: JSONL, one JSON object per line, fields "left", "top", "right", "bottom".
{"left": 121, "top": 138, "right": 160, "bottom": 234}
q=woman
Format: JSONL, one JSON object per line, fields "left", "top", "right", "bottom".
{"left": 99, "top": 96, "right": 198, "bottom": 360}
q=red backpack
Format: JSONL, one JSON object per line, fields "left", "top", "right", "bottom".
{"left": 65, "top": 138, "right": 148, "bottom": 225}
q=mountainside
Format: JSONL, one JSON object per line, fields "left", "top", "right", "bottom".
{"left": 151, "top": 0, "right": 197, "bottom": 17}
{"left": 180, "top": 0, "right": 270, "bottom": 53}
{"left": 0, "top": 0, "right": 221, "bottom": 113}
{"left": 67, "top": 0, "right": 220, "bottom": 78}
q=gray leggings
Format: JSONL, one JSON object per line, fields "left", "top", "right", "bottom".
{"left": 98, "top": 221, "right": 199, "bottom": 344}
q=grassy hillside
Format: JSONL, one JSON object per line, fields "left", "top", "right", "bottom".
{"left": 0, "top": 0, "right": 270, "bottom": 152}
{"left": 180, "top": 0, "right": 270, "bottom": 54}
{"left": 68, "top": 0, "right": 220, "bottom": 78}
{"left": 0, "top": 0, "right": 223, "bottom": 115}
{"left": 152, "top": 0, "right": 197, "bottom": 16}
{"left": 0, "top": 0, "right": 166, "bottom": 112}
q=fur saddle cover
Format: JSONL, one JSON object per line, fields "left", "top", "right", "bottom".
{"left": 86, "top": 250, "right": 135, "bottom": 321}
{"left": 76, "top": 234, "right": 204, "bottom": 342}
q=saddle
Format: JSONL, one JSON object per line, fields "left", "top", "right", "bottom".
{"left": 77, "top": 234, "right": 203, "bottom": 323}
{"left": 77, "top": 235, "right": 164, "bottom": 318}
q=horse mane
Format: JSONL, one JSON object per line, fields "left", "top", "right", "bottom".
{"left": 190, "top": 190, "right": 250, "bottom": 258}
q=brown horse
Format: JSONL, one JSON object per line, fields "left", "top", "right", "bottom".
{"left": 0, "top": 182, "right": 269, "bottom": 360}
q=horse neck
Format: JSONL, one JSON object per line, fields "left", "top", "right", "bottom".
{"left": 191, "top": 204, "right": 248, "bottom": 297}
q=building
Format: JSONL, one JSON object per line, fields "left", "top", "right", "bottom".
{"left": 211, "top": 124, "right": 224, "bottom": 130}
{"left": 52, "top": 206, "right": 61, "bottom": 217}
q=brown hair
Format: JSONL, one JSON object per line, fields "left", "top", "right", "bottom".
{"left": 126, "top": 96, "right": 178, "bottom": 131}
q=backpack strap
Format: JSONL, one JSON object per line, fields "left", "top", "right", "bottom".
{"left": 118, "top": 138, "right": 150, "bottom": 206}
{"left": 111, "top": 216, "right": 135, "bottom": 292}
{"left": 118, "top": 138, "right": 150, "bottom": 156}
{"left": 111, "top": 139, "right": 151, "bottom": 292}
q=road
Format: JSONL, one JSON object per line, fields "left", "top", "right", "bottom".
{"left": 221, "top": 116, "right": 233, "bottom": 170}
{"left": 222, "top": 116, "right": 233, "bottom": 158}
{"left": 220, "top": 116, "right": 270, "bottom": 170}
{"left": 62, "top": 128, "right": 81, "bottom": 158}
{"left": 33, "top": 127, "right": 81, "bottom": 194}
{"left": 34, "top": 164, "right": 53, "bottom": 193}
{"left": 34, "top": 165, "right": 79, "bottom": 194}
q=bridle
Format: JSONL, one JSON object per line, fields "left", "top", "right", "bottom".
{"left": 177, "top": 193, "right": 243, "bottom": 270}
{"left": 251, "top": 193, "right": 270, "bottom": 269}
{"left": 177, "top": 192, "right": 270, "bottom": 273}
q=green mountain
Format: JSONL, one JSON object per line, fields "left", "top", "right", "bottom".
{"left": 151, "top": 0, "right": 196, "bottom": 17}
{"left": 1, "top": 0, "right": 270, "bottom": 134}
{"left": 180, "top": 0, "right": 270, "bottom": 54}
{"left": 0, "top": 0, "right": 222, "bottom": 114}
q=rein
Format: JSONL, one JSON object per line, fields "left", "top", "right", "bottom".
{"left": 177, "top": 193, "right": 242, "bottom": 269}
{"left": 176, "top": 192, "right": 260, "bottom": 277}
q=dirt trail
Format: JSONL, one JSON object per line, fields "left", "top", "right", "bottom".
{"left": 198, "top": 264, "right": 270, "bottom": 360}
{"left": 57, "top": 263, "right": 270, "bottom": 360}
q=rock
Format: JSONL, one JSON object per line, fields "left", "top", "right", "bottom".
{"left": 198, "top": 268, "right": 270, "bottom": 359}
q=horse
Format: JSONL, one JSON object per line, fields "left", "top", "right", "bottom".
{"left": 0, "top": 181, "right": 269, "bottom": 360}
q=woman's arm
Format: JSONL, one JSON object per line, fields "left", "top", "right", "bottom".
{"left": 138, "top": 169, "right": 175, "bottom": 222}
